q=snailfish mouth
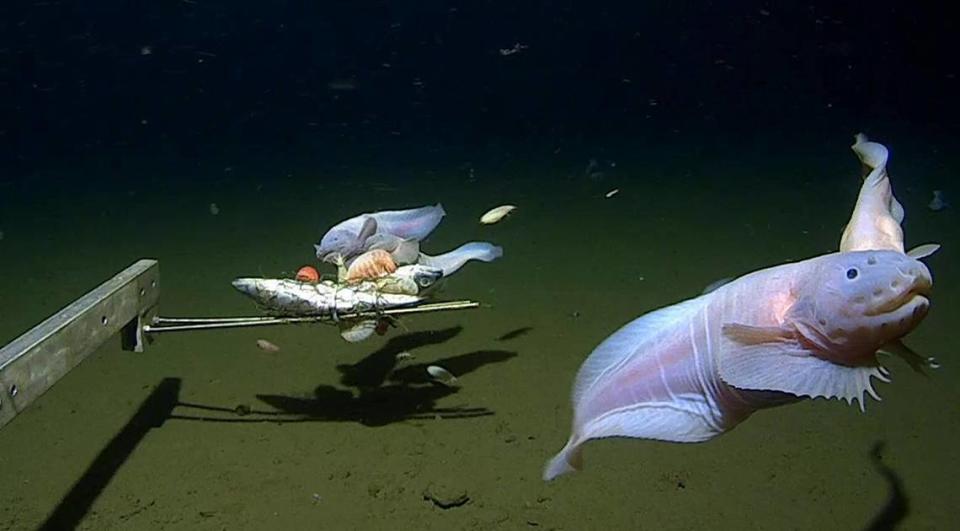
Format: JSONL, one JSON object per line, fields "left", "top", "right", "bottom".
{"left": 868, "top": 260, "right": 933, "bottom": 316}
{"left": 319, "top": 251, "right": 341, "bottom": 263}
{"left": 878, "top": 293, "right": 930, "bottom": 332}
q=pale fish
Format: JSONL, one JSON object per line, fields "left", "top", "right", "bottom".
{"left": 543, "top": 249, "right": 934, "bottom": 481}
{"left": 427, "top": 365, "right": 459, "bottom": 386}
{"left": 256, "top": 339, "right": 280, "bottom": 352}
{"left": 839, "top": 133, "right": 905, "bottom": 253}
{"left": 545, "top": 135, "right": 939, "bottom": 481}
{"left": 418, "top": 242, "right": 503, "bottom": 276}
{"left": 315, "top": 204, "right": 446, "bottom": 263}
{"left": 480, "top": 205, "right": 516, "bottom": 225}
{"left": 338, "top": 319, "right": 379, "bottom": 343}
{"left": 839, "top": 134, "right": 940, "bottom": 258}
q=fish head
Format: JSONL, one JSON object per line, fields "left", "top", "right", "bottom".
{"left": 316, "top": 217, "right": 378, "bottom": 263}
{"left": 391, "top": 265, "right": 443, "bottom": 291}
{"left": 231, "top": 278, "right": 261, "bottom": 298}
{"left": 315, "top": 229, "right": 360, "bottom": 263}
{"left": 788, "top": 250, "right": 932, "bottom": 364}
{"left": 410, "top": 265, "right": 444, "bottom": 289}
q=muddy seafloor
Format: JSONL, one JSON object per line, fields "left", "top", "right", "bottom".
{"left": 0, "top": 136, "right": 956, "bottom": 530}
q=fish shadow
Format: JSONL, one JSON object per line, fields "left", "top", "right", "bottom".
{"left": 336, "top": 326, "right": 463, "bottom": 388}
{"left": 864, "top": 441, "right": 910, "bottom": 531}
{"left": 388, "top": 349, "right": 517, "bottom": 384}
{"left": 256, "top": 382, "right": 486, "bottom": 427}
{"left": 497, "top": 326, "right": 533, "bottom": 341}
{"left": 251, "top": 329, "right": 516, "bottom": 427}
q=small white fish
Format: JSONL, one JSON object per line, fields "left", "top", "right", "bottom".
{"left": 339, "top": 319, "right": 378, "bottom": 343}
{"left": 396, "top": 351, "right": 415, "bottom": 362}
{"left": 209, "top": 202, "right": 220, "bottom": 215}
{"left": 605, "top": 189, "right": 619, "bottom": 198}
{"left": 256, "top": 339, "right": 280, "bottom": 352}
{"left": 426, "top": 365, "right": 459, "bottom": 386}
{"left": 480, "top": 205, "right": 516, "bottom": 225}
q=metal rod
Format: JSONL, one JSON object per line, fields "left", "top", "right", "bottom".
{"left": 154, "top": 316, "right": 279, "bottom": 324}
{"left": 143, "top": 300, "right": 481, "bottom": 333}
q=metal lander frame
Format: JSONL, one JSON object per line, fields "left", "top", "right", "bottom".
{"left": 0, "top": 259, "right": 478, "bottom": 429}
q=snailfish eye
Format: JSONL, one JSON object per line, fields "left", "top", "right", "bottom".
{"left": 846, "top": 268, "right": 859, "bottom": 280}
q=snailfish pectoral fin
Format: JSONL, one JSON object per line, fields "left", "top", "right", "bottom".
{"left": 357, "top": 216, "right": 378, "bottom": 243}
{"left": 719, "top": 326, "right": 887, "bottom": 411}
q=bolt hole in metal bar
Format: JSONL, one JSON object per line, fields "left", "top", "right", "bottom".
{"left": 0, "top": 259, "right": 160, "bottom": 428}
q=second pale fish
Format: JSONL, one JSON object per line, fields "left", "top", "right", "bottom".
{"left": 480, "top": 205, "right": 516, "bottom": 225}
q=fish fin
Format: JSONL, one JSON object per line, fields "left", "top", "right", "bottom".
{"left": 852, "top": 133, "right": 889, "bottom": 175}
{"left": 701, "top": 276, "right": 734, "bottom": 295}
{"left": 879, "top": 340, "right": 940, "bottom": 375}
{"left": 339, "top": 319, "right": 377, "bottom": 342}
{"left": 890, "top": 196, "right": 905, "bottom": 224}
{"left": 365, "top": 232, "right": 402, "bottom": 252}
{"left": 851, "top": 133, "right": 905, "bottom": 226}
{"left": 418, "top": 242, "right": 503, "bottom": 276}
{"left": 906, "top": 243, "right": 941, "bottom": 260}
{"left": 543, "top": 397, "right": 719, "bottom": 481}
{"left": 544, "top": 439, "right": 584, "bottom": 481}
{"left": 357, "top": 216, "right": 378, "bottom": 243}
{"left": 390, "top": 239, "right": 421, "bottom": 265}
{"left": 573, "top": 297, "right": 708, "bottom": 404}
{"left": 718, "top": 331, "right": 887, "bottom": 411}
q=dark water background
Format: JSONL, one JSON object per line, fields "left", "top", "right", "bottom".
{"left": 1, "top": 2, "right": 958, "bottom": 529}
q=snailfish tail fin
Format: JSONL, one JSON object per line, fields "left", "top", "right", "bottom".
{"left": 420, "top": 241, "right": 503, "bottom": 276}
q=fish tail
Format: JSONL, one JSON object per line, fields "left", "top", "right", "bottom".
{"left": 420, "top": 241, "right": 502, "bottom": 276}
{"left": 543, "top": 439, "right": 584, "bottom": 481}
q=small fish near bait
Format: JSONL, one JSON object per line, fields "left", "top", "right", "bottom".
{"left": 256, "top": 339, "right": 281, "bottom": 352}
{"left": 480, "top": 205, "right": 516, "bottom": 225}
{"left": 426, "top": 365, "right": 459, "bottom": 386}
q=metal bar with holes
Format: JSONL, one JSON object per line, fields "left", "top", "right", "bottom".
{"left": 0, "top": 258, "right": 482, "bottom": 430}
{"left": 0, "top": 259, "right": 160, "bottom": 428}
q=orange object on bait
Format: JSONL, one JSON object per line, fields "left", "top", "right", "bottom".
{"left": 295, "top": 266, "right": 320, "bottom": 283}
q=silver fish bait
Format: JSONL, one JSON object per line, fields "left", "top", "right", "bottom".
{"left": 232, "top": 277, "right": 424, "bottom": 317}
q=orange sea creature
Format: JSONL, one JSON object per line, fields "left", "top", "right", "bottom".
{"left": 345, "top": 249, "right": 397, "bottom": 282}
{"left": 295, "top": 265, "right": 320, "bottom": 283}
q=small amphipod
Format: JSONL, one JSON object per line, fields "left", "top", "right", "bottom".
{"left": 345, "top": 249, "right": 397, "bottom": 281}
